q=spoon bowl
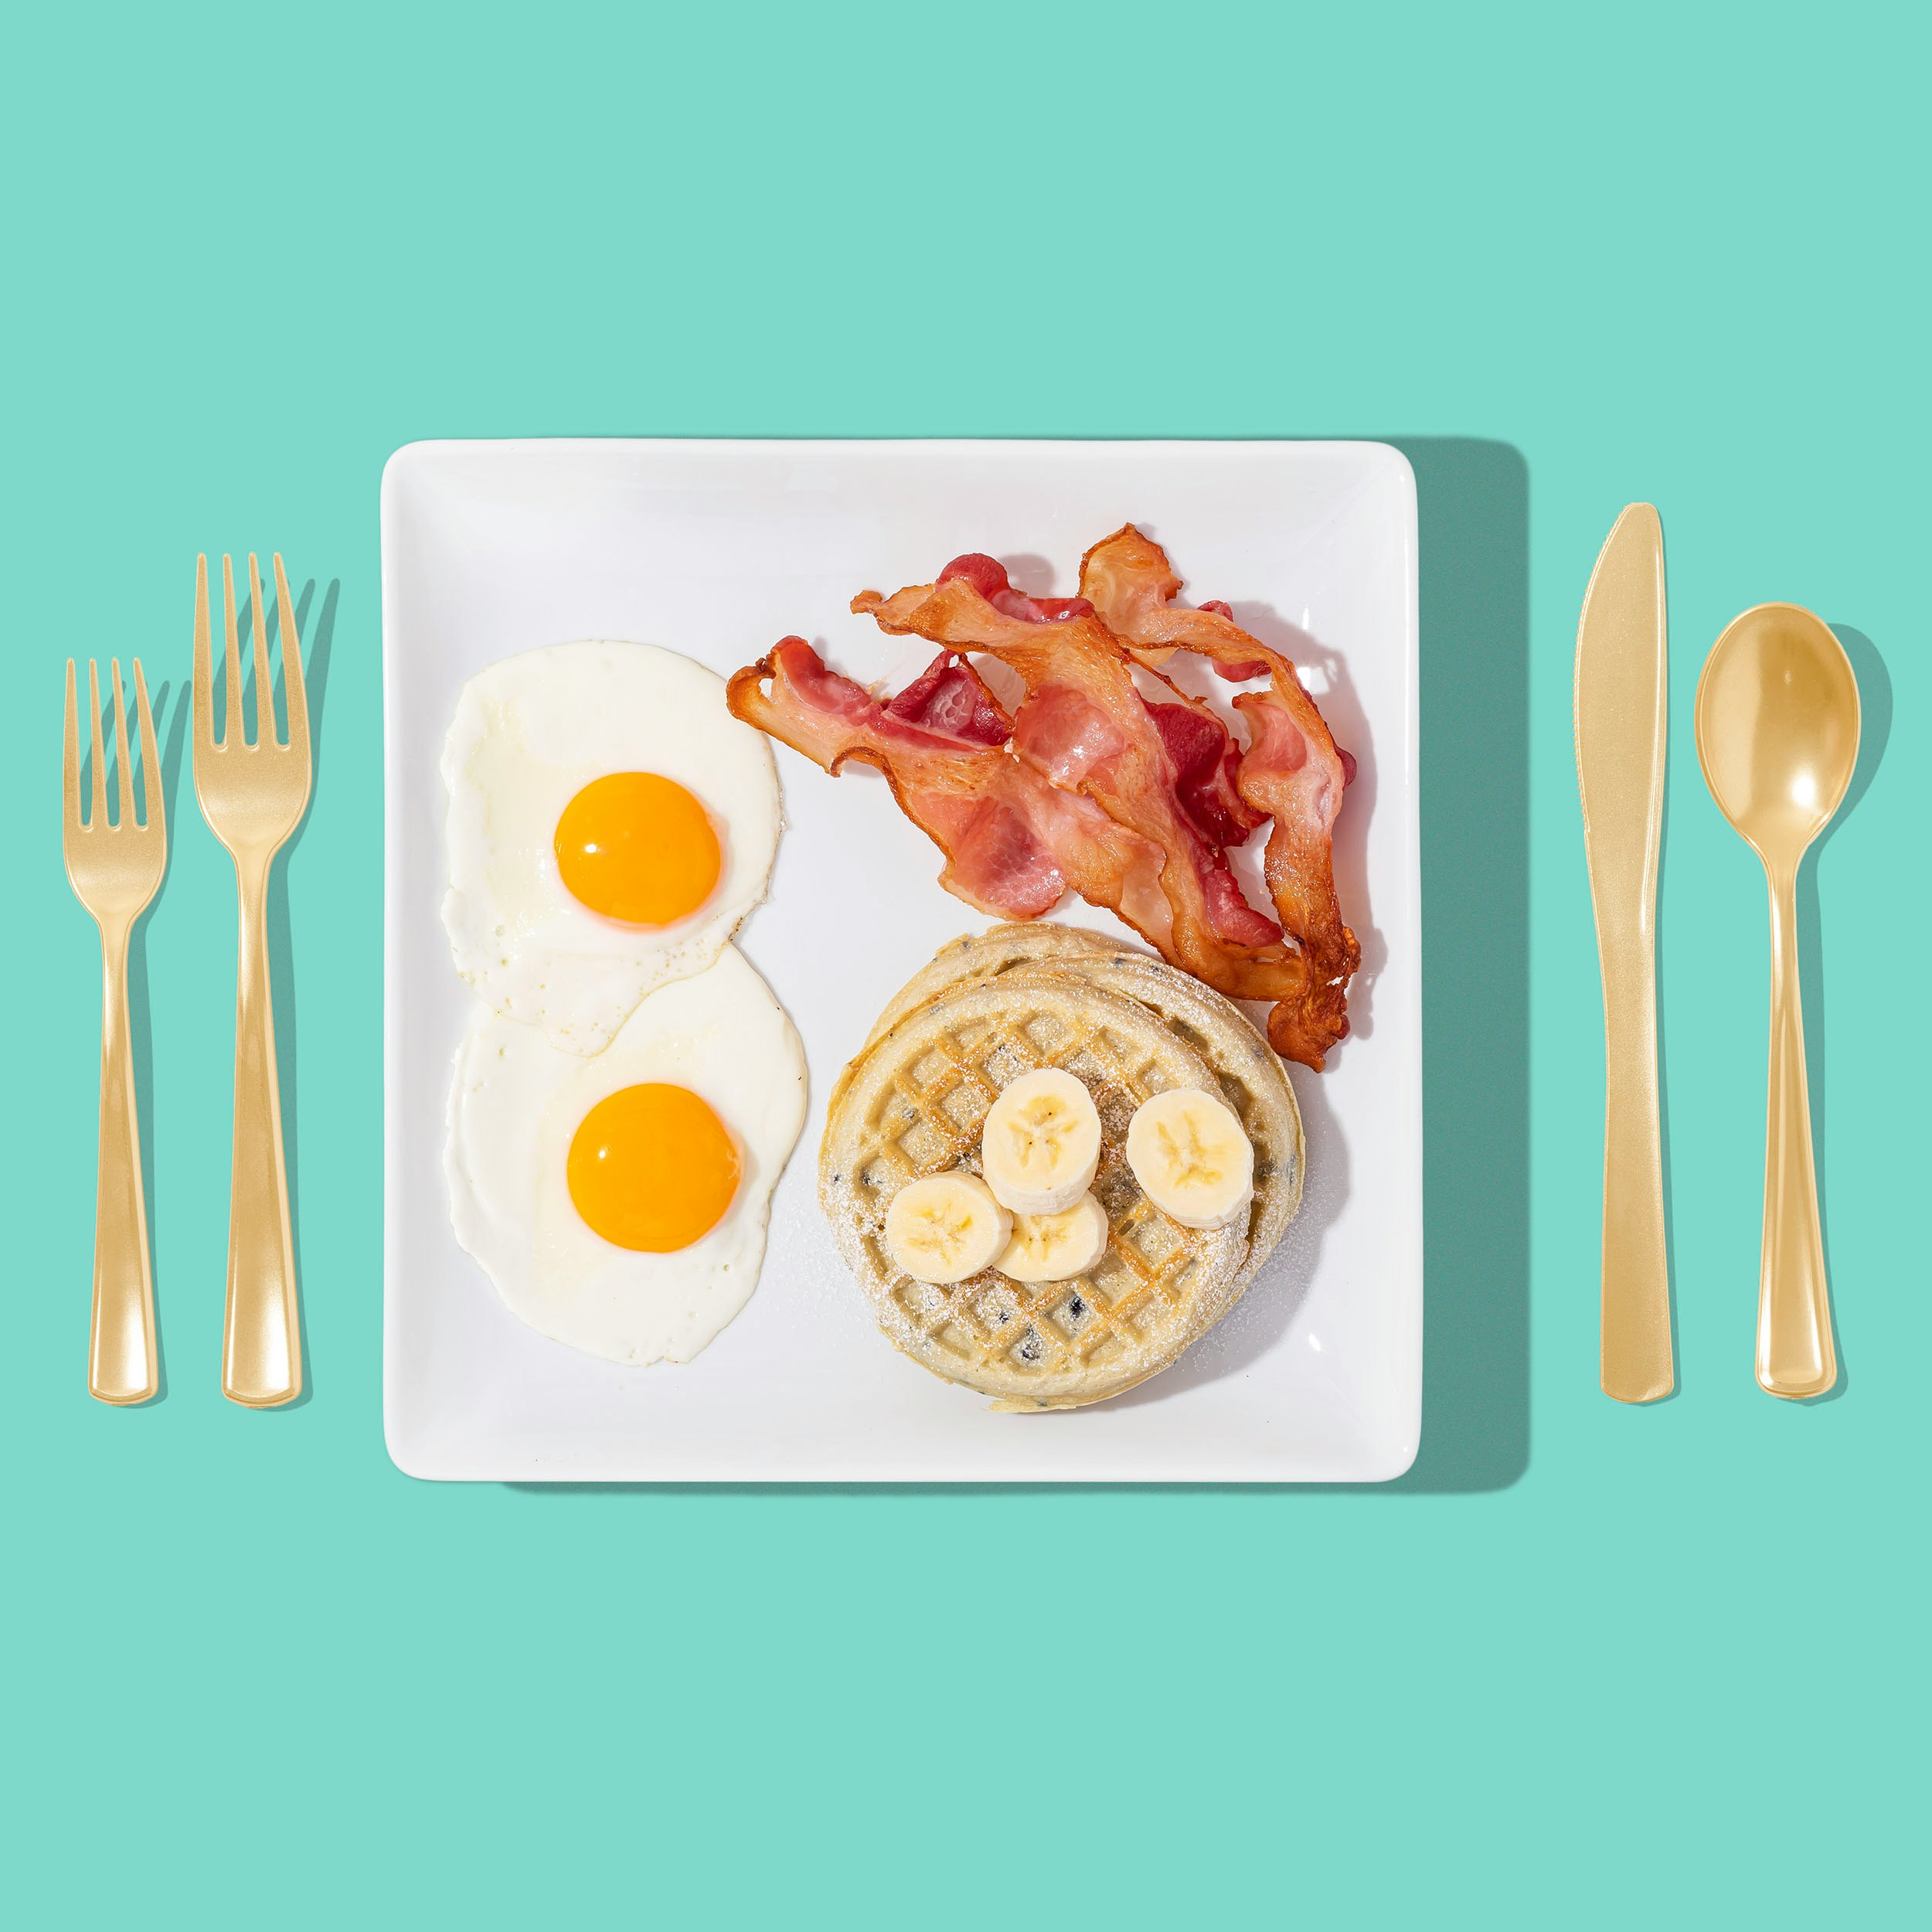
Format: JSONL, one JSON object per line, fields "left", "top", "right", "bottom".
{"left": 1695, "top": 602, "right": 1859, "bottom": 1399}
{"left": 1696, "top": 604, "right": 1859, "bottom": 868}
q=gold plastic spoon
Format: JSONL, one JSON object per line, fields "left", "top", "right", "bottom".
{"left": 1694, "top": 604, "right": 1859, "bottom": 1398}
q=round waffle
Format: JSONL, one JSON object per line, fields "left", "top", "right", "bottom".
{"left": 861, "top": 922, "right": 1118, "bottom": 1051}
{"left": 847, "top": 923, "right": 1304, "bottom": 1281}
{"left": 821, "top": 973, "right": 1254, "bottom": 1410}
{"left": 828, "top": 923, "right": 1120, "bottom": 1120}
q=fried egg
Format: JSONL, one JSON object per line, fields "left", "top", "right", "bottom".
{"left": 446, "top": 945, "right": 806, "bottom": 1364}
{"left": 441, "top": 641, "right": 781, "bottom": 1055}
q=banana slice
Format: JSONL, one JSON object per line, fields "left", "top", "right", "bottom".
{"left": 883, "top": 1172, "right": 1012, "bottom": 1284}
{"left": 1125, "top": 1087, "right": 1253, "bottom": 1230}
{"left": 980, "top": 1068, "right": 1103, "bottom": 1214}
{"left": 997, "top": 1193, "right": 1110, "bottom": 1284}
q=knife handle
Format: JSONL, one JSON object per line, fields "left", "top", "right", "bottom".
{"left": 1598, "top": 944, "right": 1674, "bottom": 1401}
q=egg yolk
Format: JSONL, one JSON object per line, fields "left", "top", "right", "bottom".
{"left": 554, "top": 772, "right": 720, "bottom": 926}
{"left": 567, "top": 1083, "right": 742, "bottom": 1252}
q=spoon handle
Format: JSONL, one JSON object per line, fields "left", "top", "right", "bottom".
{"left": 1758, "top": 866, "right": 1835, "bottom": 1397}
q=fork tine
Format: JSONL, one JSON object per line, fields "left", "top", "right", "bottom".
{"left": 87, "top": 660, "right": 107, "bottom": 828}
{"left": 248, "top": 553, "right": 276, "bottom": 747}
{"left": 193, "top": 554, "right": 216, "bottom": 759}
{"left": 134, "top": 659, "right": 162, "bottom": 836}
{"left": 64, "top": 659, "right": 80, "bottom": 831}
{"left": 221, "top": 555, "right": 243, "bottom": 747}
{"left": 111, "top": 660, "right": 134, "bottom": 828}
{"left": 274, "top": 554, "right": 308, "bottom": 751}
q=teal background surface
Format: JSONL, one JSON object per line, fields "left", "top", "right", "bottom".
{"left": 3, "top": 2, "right": 1923, "bottom": 1923}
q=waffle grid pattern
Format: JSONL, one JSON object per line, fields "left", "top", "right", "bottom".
{"left": 844, "top": 998, "right": 1241, "bottom": 1388}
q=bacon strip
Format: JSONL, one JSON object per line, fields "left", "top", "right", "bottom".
{"left": 1196, "top": 603, "right": 1270, "bottom": 681}
{"left": 1079, "top": 525, "right": 1359, "bottom": 1066}
{"left": 851, "top": 577, "right": 1311, "bottom": 1011}
{"left": 936, "top": 553, "right": 1094, "bottom": 624}
{"left": 929, "top": 555, "right": 1261, "bottom": 853}
{"left": 725, "top": 638, "right": 1170, "bottom": 934}
{"left": 1142, "top": 697, "right": 1265, "bottom": 850}
{"left": 885, "top": 650, "right": 1012, "bottom": 745}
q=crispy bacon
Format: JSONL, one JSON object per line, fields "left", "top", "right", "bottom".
{"left": 725, "top": 638, "right": 1170, "bottom": 933}
{"left": 851, "top": 577, "right": 1313, "bottom": 1015}
{"left": 1199, "top": 603, "right": 1354, "bottom": 781}
{"left": 937, "top": 553, "right": 1094, "bottom": 624}
{"left": 884, "top": 650, "right": 1011, "bottom": 745}
{"left": 1196, "top": 602, "right": 1270, "bottom": 681}
{"left": 1143, "top": 698, "right": 1264, "bottom": 850}
{"left": 941, "top": 562, "right": 1266, "bottom": 847}
{"left": 1079, "top": 525, "right": 1359, "bottom": 1066}
{"left": 905, "top": 561, "right": 1261, "bottom": 849}
{"left": 726, "top": 529, "right": 1365, "bottom": 1073}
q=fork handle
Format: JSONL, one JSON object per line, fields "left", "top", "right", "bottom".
{"left": 223, "top": 854, "right": 301, "bottom": 1406}
{"left": 91, "top": 922, "right": 158, "bottom": 1404}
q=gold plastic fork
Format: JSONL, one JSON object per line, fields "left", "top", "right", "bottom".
{"left": 63, "top": 658, "right": 166, "bottom": 1404}
{"left": 193, "top": 553, "right": 311, "bottom": 1408}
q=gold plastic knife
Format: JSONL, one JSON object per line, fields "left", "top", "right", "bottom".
{"left": 1574, "top": 503, "right": 1674, "bottom": 1402}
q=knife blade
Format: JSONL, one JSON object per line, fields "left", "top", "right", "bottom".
{"left": 1574, "top": 502, "right": 1674, "bottom": 1403}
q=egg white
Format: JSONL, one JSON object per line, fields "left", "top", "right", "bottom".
{"left": 441, "top": 641, "right": 781, "bottom": 1056}
{"left": 445, "top": 945, "right": 807, "bottom": 1366}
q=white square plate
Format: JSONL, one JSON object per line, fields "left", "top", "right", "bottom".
{"left": 383, "top": 440, "right": 1420, "bottom": 1481}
